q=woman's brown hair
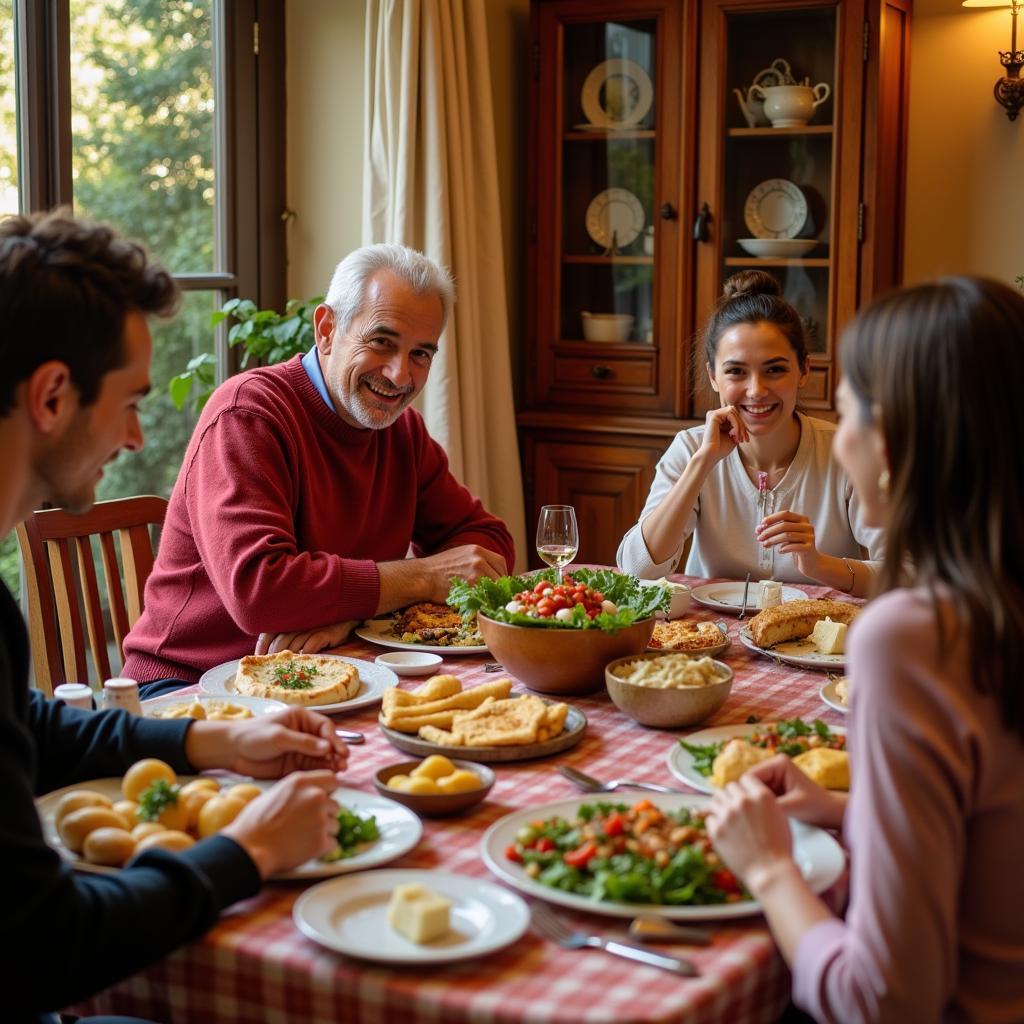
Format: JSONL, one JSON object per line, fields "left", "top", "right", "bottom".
{"left": 703, "top": 269, "right": 810, "bottom": 368}
{"left": 840, "top": 276, "right": 1024, "bottom": 739}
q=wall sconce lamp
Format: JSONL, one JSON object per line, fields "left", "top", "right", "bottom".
{"left": 963, "top": 0, "right": 1024, "bottom": 121}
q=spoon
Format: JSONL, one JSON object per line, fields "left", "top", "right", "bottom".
{"left": 629, "top": 915, "right": 713, "bottom": 947}
{"left": 558, "top": 765, "right": 683, "bottom": 795}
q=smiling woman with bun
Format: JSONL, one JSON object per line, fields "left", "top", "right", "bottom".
{"left": 617, "top": 271, "right": 883, "bottom": 595}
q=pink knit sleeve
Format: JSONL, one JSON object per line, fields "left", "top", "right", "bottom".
{"left": 792, "top": 590, "right": 967, "bottom": 1022}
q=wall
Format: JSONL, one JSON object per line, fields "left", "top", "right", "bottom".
{"left": 903, "top": 0, "right": 1024, "bottom": 284}
{"left": 284, "top": 0, "right": 366, "bottom": 299}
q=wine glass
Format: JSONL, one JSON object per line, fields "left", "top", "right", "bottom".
{"left": 536, "top": 505, "right": 579, "bottom": 582}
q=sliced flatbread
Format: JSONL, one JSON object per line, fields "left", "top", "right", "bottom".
{"left": 234, "top": 651, "right": 360, "bottom": 706}
{"left": 381, "top": 678, "right": 512, "bottom": 732}
{"left": 418, "top": 696, "right": 568, "bottom": 748}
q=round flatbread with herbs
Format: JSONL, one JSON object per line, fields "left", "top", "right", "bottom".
{"left": 234, "top": 651, "right": 360, "bottom": 706}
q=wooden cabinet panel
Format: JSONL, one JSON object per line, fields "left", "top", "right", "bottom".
{"left": 525, "top": 434, "right": 664, "bottom": 567}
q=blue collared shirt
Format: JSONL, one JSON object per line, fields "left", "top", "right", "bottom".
{"left": 301, "top": 346, "right": 337, "bottom": 413}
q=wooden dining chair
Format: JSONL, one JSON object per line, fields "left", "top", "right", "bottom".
{"left": 16, "top": 495, "right": 168, "bottom": 695}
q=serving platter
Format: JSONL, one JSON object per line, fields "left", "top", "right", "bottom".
{"left": 198, "top": 654, "right": 396, "bottom": 714}
{"left": 666, "top": 721, "right": 848, "bottom": 793}
{"left": 378, "top": 702, "right": 587, "bottom": 763}
{"left": 690, "top": 581, "right": 808, "bottom": 614}
{"left": 580, "top": 58, "right": 654, "bottom": 128}
{"left": 739, "top": 627, "right": 846, "bottom": 672}
{"left": 37, "top": 780, "right": 422, "bottom": 880}
{"left": 480, "top": 793, "right": 844, "bottom": 920}
{"left": 293, "top": 868, "right": 530, "bottom": 964}
{"left": 356, "top": 618, "right": 488, "bottom": 656}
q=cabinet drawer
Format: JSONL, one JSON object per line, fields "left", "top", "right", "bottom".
{"left": 553, "top": 354, "right": 655, "bottom": 390}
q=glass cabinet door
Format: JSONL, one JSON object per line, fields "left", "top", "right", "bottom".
{"left": 696, "top": 0, "right": 855, "bottom": 414}
{"left": 530, "top": 3, "right": 684, "bottom": 415}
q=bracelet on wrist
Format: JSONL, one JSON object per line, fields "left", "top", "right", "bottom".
{"left": 842, "top": 557, "right": 856, "bottom": 593}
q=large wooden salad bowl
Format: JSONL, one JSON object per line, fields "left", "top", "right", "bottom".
{"left": 477, "top": 614, "right": 655, "bottom": 696}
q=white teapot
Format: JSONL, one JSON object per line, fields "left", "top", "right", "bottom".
{"left": 733, "top": 58, "right": 792, "bottom": 128}
{"left": 750, "top": 81, "right": 831, "bottom": 128}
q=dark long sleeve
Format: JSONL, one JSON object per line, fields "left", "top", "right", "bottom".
{"left": 0, "top": 585, "right": 261, "bottom": 1016}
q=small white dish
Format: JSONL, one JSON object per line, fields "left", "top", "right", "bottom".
{"left": 374, "top": 651, "right": 443, "bottom": 677}
{"left": 293, "top": 868, "right": 530, "bottom": 964}
{"left": 737, "top": 238, "right": 818, "bottom": 258}
{"left": 820, "top": 676, "right": 849, "bottom": 715}
{"left": 638, "top": 578, "right": 692, "bottom": 618}
{"left": 141, "top": 693, "right": 286, "bottom": 719}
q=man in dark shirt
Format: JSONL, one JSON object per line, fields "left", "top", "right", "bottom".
{"left": 0, "top": 210, "right": 350, "bottom": 1022}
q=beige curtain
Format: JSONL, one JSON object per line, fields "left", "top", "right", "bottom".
{"left": 363, "top": 0, "right": 527, "bottom": 571}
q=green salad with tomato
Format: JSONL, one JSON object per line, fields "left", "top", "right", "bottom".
{"left": 448, "top": 568, "right": 667, "bottom": 634}
{"left": 505, "top": 799, "right": 747, "bottom": 906}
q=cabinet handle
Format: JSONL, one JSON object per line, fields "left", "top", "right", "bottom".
{"left": 693, "top": 202, "right": 711, "bottom": 242}
{"left": 659, "top": 202, "right": 677, "bottom": 221}
{"left": 591, "top": 364, "right": 614, "bottom": 380}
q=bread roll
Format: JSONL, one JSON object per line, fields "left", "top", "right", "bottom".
{"left": 58, "top": 806, "right": 131, "bottom": 853}
{"left": 133, "top": 829, "right": 195, "bottom": 854}
{"left": 54, "top": 790, "right": 113, "bottom": 828}
{"left": 113, "top": 799, "right": 141, "bottom": 828}
{"left": 179, "top": 778, "right": 220, "bottom": 798}
{"left": 224, "top": 783, "right": 262, "bottom": 805}
{"left": 122, "top": 759, "right": 176, "bottom": 802}
{"left": 83, "top": 827, "right": 137, "bottom": 867}
{"left": 131, "top": 822, "right": 166, "bottom": 842}
{"left": 748, "top": 599, "right": 859, "bottom": 648}
{"left": 197, "top": 794, "right": 246, "bottom": 838}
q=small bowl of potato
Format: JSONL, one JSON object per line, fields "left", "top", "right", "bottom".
{"left": 373, "top": 754, "right": 494, "bottom": 817}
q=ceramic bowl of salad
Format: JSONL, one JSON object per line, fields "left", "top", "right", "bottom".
{"left": 450, "top": 570, "right": 666, "bottom": 696}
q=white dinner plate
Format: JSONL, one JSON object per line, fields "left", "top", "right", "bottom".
{"left": 198, "top": 654, "right": 397, "bottom": 713}
{"left": 293, "top": 868, "right": 530, "bottom": 964}
{"left": 743, "top": 178, "right": 808, "bottom": 239}
{"left": 580, "top": 58, "right": 654, "bottom": 128}
{"left": 141, "top": 693, "right": 286, "bottom": 719}
{"left": 585, "top": 187, "right": 645, "bottom": 249}
{"left": 37, "top": 780, "right": 422, "bottom": 880}
{"left": 690, "top": 581, "right": 808, "bottom": 614}
{"left": 819, "top": 676, "right": 849, "bottom": 715}
{"left": 480, "top": 793, "right": 844, "bottom": 920}
{"left": 666, "top": 721, "right": 847, "bottom": 793}
{"left": 355, "top": 618, "right": 488, "bottom": 656}
{"left": 739, "top": 627, "right": 847, "bottom": 672}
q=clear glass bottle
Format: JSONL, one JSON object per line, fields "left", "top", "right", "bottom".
{"left": 103, "top": 677, "right": 142, "bottom": 715}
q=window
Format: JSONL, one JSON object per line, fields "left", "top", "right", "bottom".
{"left": 0, "top": 0, "right": 285, "bottom": 593}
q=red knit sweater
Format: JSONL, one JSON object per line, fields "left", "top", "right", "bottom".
{"left": 122, "top": 357, "right": 515, "bottom": 682}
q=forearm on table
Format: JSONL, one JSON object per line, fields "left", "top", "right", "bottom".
{"left": 803, "top": 552, "right": 874, "bottom": 599}
{"left": 639, "top": 453, "right": 712, "bottom": 566}
{"left": 376, "top": 558, "right": 432, "bottom": 614}
{"left": 747, "top": 858, "right": 835, "bottom": 965}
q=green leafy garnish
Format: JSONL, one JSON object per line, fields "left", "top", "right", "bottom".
{"left": 447, "top": 568, "right": 669, "bottom": 634}
{"left": 321, "top": 806, "right": 380, "bottom": 862}
{"left": 678, "top": 740, "right": 721, "bottom": 777}
{"left": 138, "top": 778, "right": 180, "bottom": 821}
{"left": 272, "top": 661, "right": 318, "bottom": 690}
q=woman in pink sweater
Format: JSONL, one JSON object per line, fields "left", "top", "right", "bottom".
{"left": 706, "top": 277, "right": 1024, "bottom": 1022}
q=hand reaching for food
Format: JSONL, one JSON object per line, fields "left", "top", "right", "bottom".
{"left": 222, "top": 769, "right": 341, "bottom": 878}
{"left": 742, "top": 753, "right": 846, "bottom": 830}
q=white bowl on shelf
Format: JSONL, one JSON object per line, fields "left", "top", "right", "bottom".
{"left": 581, "top": 312, "right": 634, "bottom": 342}
{"left": 737, "top": 238, "right": 819, "bottom": 258}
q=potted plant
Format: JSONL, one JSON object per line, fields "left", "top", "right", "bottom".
{"left": 169, "top": 295, "right": 321, "bottom": 412}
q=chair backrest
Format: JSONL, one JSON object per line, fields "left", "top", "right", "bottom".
{"left": 16, "top": 495, "right": 168, "bottom": 695}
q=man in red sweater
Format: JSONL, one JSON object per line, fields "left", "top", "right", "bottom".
{"left": 123, "top": 244, "right": 514, "bottom": 683}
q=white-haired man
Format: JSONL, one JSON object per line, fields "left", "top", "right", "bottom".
{"left": 123, "top": 244, "right": 514, "bottom": 682}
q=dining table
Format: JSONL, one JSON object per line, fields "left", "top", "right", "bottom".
{"left": 69, "top": 577, "right": 854, "bottom": 1024}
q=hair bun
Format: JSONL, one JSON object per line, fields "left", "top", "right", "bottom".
{"left": 721, "top": 269, "right": 781, "bottom": 303}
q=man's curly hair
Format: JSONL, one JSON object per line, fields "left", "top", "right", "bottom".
{"left": 0, "top": 209, "right": 179, "bottom": 415}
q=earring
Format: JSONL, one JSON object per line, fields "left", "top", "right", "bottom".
{"left": 878, "top": 468, "right": 890, "bottom": 496}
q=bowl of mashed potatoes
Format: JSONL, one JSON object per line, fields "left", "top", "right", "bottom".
{"left": 605, "top": 653, "right": 733, "bottom": 728}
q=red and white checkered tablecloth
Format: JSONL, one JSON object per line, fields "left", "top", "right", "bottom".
{"left": 73, "top": 579, "right": 853, "bottom": 1024}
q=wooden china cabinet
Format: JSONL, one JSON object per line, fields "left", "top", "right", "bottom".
{"left": 520, "top": 0, "right": 910, "bottom": 566}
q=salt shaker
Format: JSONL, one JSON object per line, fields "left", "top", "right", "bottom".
{"left": 103, "top": 677, "right": 143, "bottom": 715}
{"left": 53, "top": 682, "right": 96, "bottom": 711}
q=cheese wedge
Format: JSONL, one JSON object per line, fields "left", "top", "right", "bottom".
{"left": 810, "top": 617, "right": 847, "bottom": 655}
{"left": 387, "top": 883, "right": 451, "bottom": 944}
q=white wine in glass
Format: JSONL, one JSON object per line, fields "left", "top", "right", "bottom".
{"left": 536, "top": 505, "right": 579, "bottom": 581}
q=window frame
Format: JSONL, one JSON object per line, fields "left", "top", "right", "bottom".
{"left": 12, "top": 0, "right": 286, "bottom": 377}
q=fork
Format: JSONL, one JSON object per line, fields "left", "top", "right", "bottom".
{"left": 737, "top": 572, "right": 752, "bottom": 621}
{"left": 531, "top": 902, "right": 699, "bottom": 976}
{"left": 558, "top": 765, "right": 683, "bottom": 795}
